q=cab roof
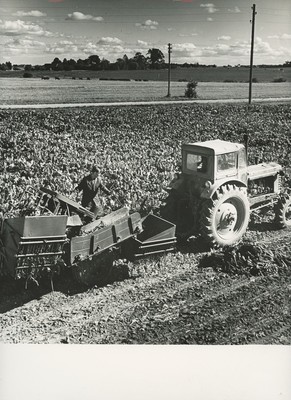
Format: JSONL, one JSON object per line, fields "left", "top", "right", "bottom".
{"left": 182, "top": 139, "right": 244, "bottom": 155}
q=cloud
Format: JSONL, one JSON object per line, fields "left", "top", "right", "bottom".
{"left": 136, "top": 40, "right": 148, "bottom": 48}
{"left": 200, "top": 3, "right": 218, "bottom": 13}
{"left": 173, "top": 42, "right": 197, "bottom": 51}
{"left": 46, "top": 40, "right": 79, "bottom": 55}
{"left": 135, "top": 19, "right": 159, "bottom": 30}
{"left": 81, "top": 37, "right": 128, "bottom": 59}
{"left": 254, "top": 37, "right": 283, "bottom": 56}
{"left": 170, "top": 37, "right": 291, "bottom": 64}
{"left": 218, "top": 36, "right": 231, "bottom": 41}
{"left": 13, "top": 10, "right": 47, "bottom": 17}
{"left": 0, "top": 19, "right": 52, "bottom": 37}
{"left": 4, "top": 37, "right": 47, "bottom": 57}
{"left": 97, "top": 37, "right": 123, "bottom": 45}
{"left": 66, "top": 12, "right": 103, "bottom": 21}
{"left": 179, "top": 32, "right": 198, "bottom": 37}
{"left": 207, "top": 17, "right": 213, "bottom": 21}
{"left": 267, "top": 34, "right": 291, "bottom": 39}
{"left": 6, "top": 38, "right": 46, "bottom": 49}
{"left": 81, "top": 39, "right": 131, "bottom": 60}
{"left": 228, "top": 7, "right": 241, "bottom": 13}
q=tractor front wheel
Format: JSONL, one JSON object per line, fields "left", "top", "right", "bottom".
{"left": 200, "top": 184, "right": 250, "bottom": 247}
{"left": 274, "top": 194, "right": 291, "bottom": 229}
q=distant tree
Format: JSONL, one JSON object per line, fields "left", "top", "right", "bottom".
{"left": 24, "top": 64, "right": 33, "bottom": 71}
{"left": 34, "top": 65, "right": 45, "bottom": 71}
{"left": 76, "top": 59, "right": 86, "bottom": 70}
{"left": 147, "top": 48, "right": 165, "bottom": 69}
{"left": 133, "top": 52, "right": 148, "bottom": 69}
{"left": 128, "top": 61, "right": 138, "bottom": 70}
{"left": 68, "top": 59, "right": 77, "bottom": 70}
{"left": 5, "top": 61, "right": 12, "bottom": 70}
{"left": 116, "top": 58, "right": 125, "bottom": 70}
{"left": 123, "top": 54, "right": 129, "bottom": 70}
{"left": 283, "top": 61, "right": 291, "bottom": 67}
{"left": 51, "top": 57, "right": 63, "bottom": 71}
{"left": 88, "top": 55, "right": 101, "bottom": 70}
{"left": 62, "top": 58, "right": 71, "bottom": 71}
{"left": 100, "top": 58, "right": 110, "bottom": 70}
{"left": 109, "top": 62, "right": 120, "bottom": 70}
{"left": 43, "top": 63, "right": 52, "bottom": 71}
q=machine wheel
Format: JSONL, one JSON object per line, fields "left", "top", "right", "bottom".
{"left": 200, "top": 184, "right": 250, "bottom": 247}
{"left": 72, "top": 250, "right": 116, "bottom": 287}
{"left": 274, "top": 195, "right": 291, "bottom": 229}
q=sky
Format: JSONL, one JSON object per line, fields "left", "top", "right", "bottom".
{"left": 0, "top": 0, "right": 290, "bottom": 66}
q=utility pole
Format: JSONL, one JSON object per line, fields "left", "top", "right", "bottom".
{"left": 167, "top": 43, "right": 172, "bottom": 97}
{"left": 248, "top": 4, "right": 257, "bottom": 106}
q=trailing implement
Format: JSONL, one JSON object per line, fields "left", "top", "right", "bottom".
{"left": 161, "top": 136, "right": 291, "bottom": 247}
{"left": 0, "top": 187, "right": 176, "bottom": 286}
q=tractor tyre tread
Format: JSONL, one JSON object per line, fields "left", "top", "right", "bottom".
{"left": 199, "top": 184, "right": 250, "bottom": 247}
{"left": 274, "top": 194, "right": 291, "bottom": 229}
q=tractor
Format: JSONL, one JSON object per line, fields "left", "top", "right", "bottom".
{"left": 160, "top": 135, "right": 291, "bottom": 247}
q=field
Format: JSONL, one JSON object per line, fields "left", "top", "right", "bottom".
{"left": 1, "top": 66, "right": 290, "bottom": 82}
{"left": 1, "top": 78, "right": 291, "bottom": 106}
{"left": 0, "top": 102, "right": 291, "bottom": 344}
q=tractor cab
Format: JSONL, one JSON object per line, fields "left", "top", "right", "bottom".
{"left": 182, "top": 139, "right": 247, "bottom": 187}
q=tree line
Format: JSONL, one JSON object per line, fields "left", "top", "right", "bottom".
{"left": 2, "top": 49, "right": 167, "bottom": 72}
{"left": 1, "top": 48, "right": 291, "bottom": 72}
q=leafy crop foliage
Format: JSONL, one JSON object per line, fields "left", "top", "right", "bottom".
{"left": 1, "top": 103, "right": 290, "bottom": 219}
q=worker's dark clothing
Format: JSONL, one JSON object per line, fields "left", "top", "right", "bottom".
{"left": 76, "top": 174, "right": 110, "bottom": 218}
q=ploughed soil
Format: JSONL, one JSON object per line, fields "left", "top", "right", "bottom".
{"left": 0, "top": 221, "right": 290, "bottom": 345}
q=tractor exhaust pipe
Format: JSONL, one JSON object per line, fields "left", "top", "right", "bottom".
{"left": 243, "top": 134, "right": 249, "bottom": 163}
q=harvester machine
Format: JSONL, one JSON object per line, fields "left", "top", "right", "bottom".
{"left": 0, "top": 187, "right": 176, "bottom": 287}
{"left": 160, "top": 135, "right": 291, "bottom": 247}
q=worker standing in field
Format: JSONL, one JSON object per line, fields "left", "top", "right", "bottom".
{"left": 75, "top": 166, "right": 111, "bottom": 218}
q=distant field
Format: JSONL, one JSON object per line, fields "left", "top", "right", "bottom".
{"left": 0, "top": 66, "right": 290, "bottom": 82}
{"left": 0, "top": 78, "right": 290, "bottom": 105}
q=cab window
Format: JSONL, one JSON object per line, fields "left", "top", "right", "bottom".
{"left": 217, "top": 152, "right": 236, "bottom": 172}
{"left": 238, "top": 148, "right": 247, "bottom": 168}
{"left": 186, "top": 154, "right": 208, "bottom": 173}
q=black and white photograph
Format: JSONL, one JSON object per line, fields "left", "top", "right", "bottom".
{"left": 0, "top": 0, "right": 291, "bottom": 399}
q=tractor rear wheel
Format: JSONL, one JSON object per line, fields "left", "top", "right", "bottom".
{"left": 200, "top": 184, "right": 250, "bottom": 247}
{"left": 274, "top": 195, "right": 291, "bottom": 229}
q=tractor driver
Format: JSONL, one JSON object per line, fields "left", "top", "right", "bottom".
{"left": 75, "top": 166, "right": 111, "bottom": 218}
